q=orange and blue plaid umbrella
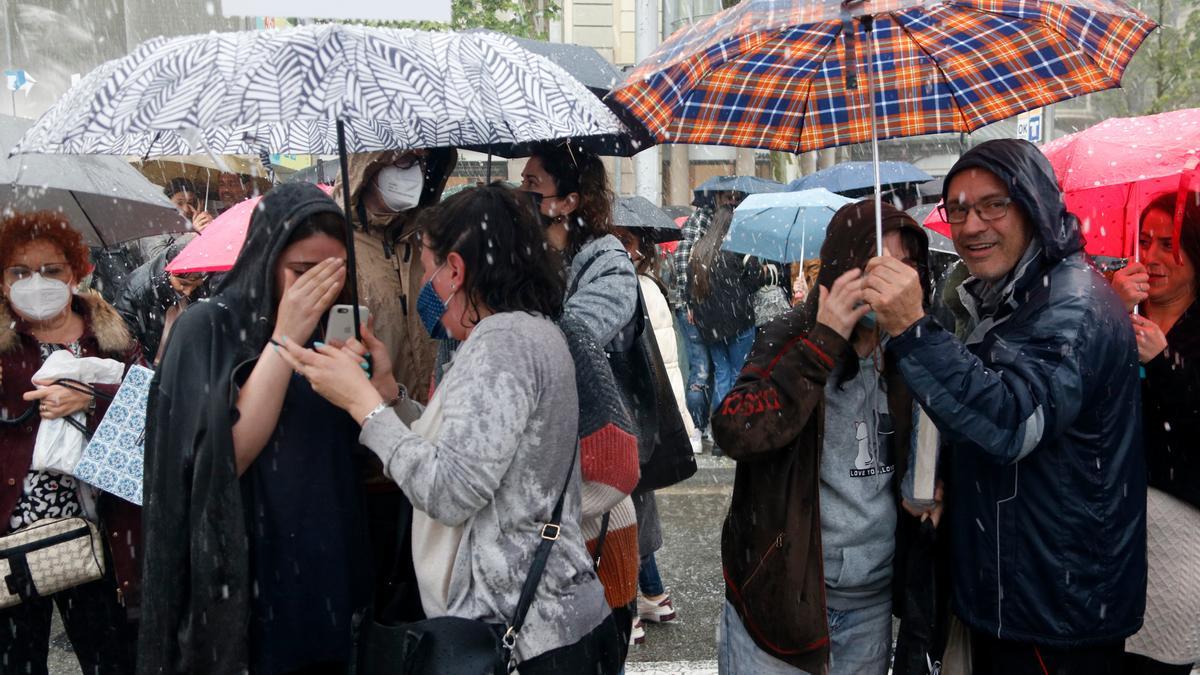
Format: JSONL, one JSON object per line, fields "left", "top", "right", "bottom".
{"left": 609, "top": 0, "right": 1155, "bottom": 154}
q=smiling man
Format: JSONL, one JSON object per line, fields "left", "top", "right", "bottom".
{"left": 863, "top": 139, "right": 1146, "bottom": 674}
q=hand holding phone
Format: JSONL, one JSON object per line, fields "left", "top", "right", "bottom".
{"left": 326, "top": 304, "right": 370, "bottom": 344}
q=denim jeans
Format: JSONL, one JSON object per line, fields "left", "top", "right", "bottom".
{"left": 675, "top": 307, "right": 711, "bottom": 431}
{"left": 717, "top": 597, "right": 892, "bottom": 675}
{"left": 707, "top": 327, "right": 756, "bottom": 415}
{"left": 826, "top": 598, "right": 892, "bottom": 675}
{"left": 638, "top": 553, "right": 664, "bottom": 596}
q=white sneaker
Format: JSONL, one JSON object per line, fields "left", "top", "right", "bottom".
{"left": 638, "top": 591, "right": 678, "bottom": 623}
{"left": 689, "top": 428, "right": 703, "bottom": 454}
{"left": 629, "top": 616, "right": 646, "bottom": 646}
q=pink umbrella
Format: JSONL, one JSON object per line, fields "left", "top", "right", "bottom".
{"left": 1041, "top": 107, "right": 1200, "bottom": 259}
{"left": 922, "top": 194, "right": 1151, "bottom": 259}
{"left": 166, "top": 184, "right": 334, "bottom": 274}
{"left": 923, "top": 203, "right": 950, "bottom": 239}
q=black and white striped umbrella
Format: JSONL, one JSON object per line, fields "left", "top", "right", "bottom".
{"left": 11, "top": 24, "right": 624, "bottom": 157}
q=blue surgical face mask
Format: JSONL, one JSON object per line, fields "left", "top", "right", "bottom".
{"left": 416, "top": 264, "right": 455, "bottom": 340}
{"left": 859, "top": 310, "right": 878, "bottom": 330}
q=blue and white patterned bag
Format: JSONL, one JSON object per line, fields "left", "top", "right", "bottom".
{"left": 74, "top": 365, "right": 153, "bottom": 506}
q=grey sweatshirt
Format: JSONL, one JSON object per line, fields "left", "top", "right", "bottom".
{"left": 359, "top": 312, "right": 609, "bottom": 663}
{"left": 565, "top": 234, "right": 639, "bottom": 345}
{"left": 819, "top": 354, "right": 897, "bottom": 609}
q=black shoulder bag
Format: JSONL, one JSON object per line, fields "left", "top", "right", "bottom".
{"left": 357, "top": 451, "right": 577, "bottom": 675}
{"left": 605, "top": 286, "right": 697, "bottom": 494}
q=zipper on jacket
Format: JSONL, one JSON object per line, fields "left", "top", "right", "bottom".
{"left": 743, "top": 532, "right": 785, "bottom": 589}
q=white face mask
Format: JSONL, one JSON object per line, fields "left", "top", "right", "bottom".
{"left": 8, "top": 273, "right": 72, "bottom": 321}
{"left": 374, "top": 164, "right": 425, "bottom": 213}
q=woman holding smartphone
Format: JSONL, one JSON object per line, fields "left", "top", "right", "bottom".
{"left": 141, "top": 183, "right": 389, "bottom": 675}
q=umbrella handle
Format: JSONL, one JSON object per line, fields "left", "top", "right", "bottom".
{"left": 861, "top": 15, "right": 885, "bottom": 257}
{"left": 336, "top": 119, "right": 364, "bottom": 344}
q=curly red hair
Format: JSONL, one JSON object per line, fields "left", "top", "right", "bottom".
{"left": 0, "top": 211, "right": 93, "bottom": 278}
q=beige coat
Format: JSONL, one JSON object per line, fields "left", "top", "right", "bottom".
{"left": 335, "top": 149, "right": 457, "bottom": 404}
{"left": 639, "top": 275, "right": 696, "bottom": 439}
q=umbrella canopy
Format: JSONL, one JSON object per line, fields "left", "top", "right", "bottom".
{"left": 12, "top": 24, "right": 624, "bottom": 157}
{"left": 790, "top": 161, "right": 932, "bottom": 194}
{"left": 0, "top": 115, "right": 186, "bottom": 247}
{"left": 722, "top": 189, "right": 856, "bottom": 263}
{"left": 609, "top": 0, "right": 1155, "bottom": 155}
{"left": 458, "top": 32, "right": 652, "bottom": 158}
{"left": 14, "top": 25, "right": 623, "bottom": 340}
{"left": 505, "top": 34, "right": 622, "bottom": 95}
{"left": 132, "top": 155, "right": 275, "bottom": 203}
{"left": 167, "top": 184, "right": 335, "bottom": 275}
{"left": 613, "top": 195, "right": 683, "bottom": 243}
{"left": 693, "top": 175, "right": 787, "bottom": 206}
{"left": 1041, "top": 107, "right": 1200, "bottom": 258}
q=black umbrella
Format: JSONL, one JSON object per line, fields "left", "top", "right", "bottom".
{"left": 0, "top": 115, "right": 187, "bottom": 247}
{"left": 461, "top": 31, "right": 654, "bottom": 159}
{"left": 613, "top": 196, "right": 682, "bottom": 244}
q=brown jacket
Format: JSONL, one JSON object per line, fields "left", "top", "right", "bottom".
{"left": 712, "top": 305, "right": 914, "bottom": 673}
{"left": 335, "top": 149, "right": 457, "bottom": 404}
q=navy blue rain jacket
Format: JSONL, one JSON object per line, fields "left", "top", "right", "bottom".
{"left": 887, "top": 139, "right": 1146, "bottom": 647}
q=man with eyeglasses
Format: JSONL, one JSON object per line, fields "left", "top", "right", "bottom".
{"left": 862, "top": 139, "right": 1146, "bottom": 674}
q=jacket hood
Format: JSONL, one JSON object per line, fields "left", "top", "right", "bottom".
{"left": 214, "top": 182, "right": 347, "bottom": 354}
{"left": 333, "top": 148, "right": 459, "bottom": 219}
{"left": 943, "top": 139, "right": 1084, "bottom": 262}
{"left": 0, "top": 289, "right": 133, "bottom": 356}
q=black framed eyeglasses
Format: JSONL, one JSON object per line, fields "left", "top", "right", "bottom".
{"left": 938, "top": 197, "right": 1013, "bottom": 224}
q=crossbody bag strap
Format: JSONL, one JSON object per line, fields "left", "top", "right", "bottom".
{"left": 591, "top": 511, "right": 611, "bottom": 569}
{"left": 502, "top": 449, "right": 578, "bottom": 653}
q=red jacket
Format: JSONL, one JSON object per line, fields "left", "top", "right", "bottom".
{"left": 0, "top": 290, "right": 144, "bottom": 614}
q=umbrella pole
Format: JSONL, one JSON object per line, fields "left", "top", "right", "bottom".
{"left": 863, "top": 16, "right": 884, "bottom": 257}
{"left": 336, "top": 119, "right": 363, "bottom": 342}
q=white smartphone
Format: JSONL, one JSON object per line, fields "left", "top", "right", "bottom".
{"left": 325, "top": 304, "right": 369, "bottom": 344}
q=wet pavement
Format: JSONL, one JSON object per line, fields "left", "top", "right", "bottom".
{"left": 44, "top": 454, "right": 736, "bottom": 675}
{"left": 42, "top": 455, "right": 1200, "bottom": 675}
{"left": 625, "top": 454, "right": 734, "bottom": 675}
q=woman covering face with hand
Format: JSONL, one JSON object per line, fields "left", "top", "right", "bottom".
{"left": 140, "top": 183, "right": 375, "bottom": 675}
{"left": 279, "top": 185, "right": 621, "bottom": 674}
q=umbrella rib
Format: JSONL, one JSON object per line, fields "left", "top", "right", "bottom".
{"left": 892, "top": 13, "right": 975, "bottom": 135}
{"left": 69, "top": 190, "right": 108, "bottom": 249}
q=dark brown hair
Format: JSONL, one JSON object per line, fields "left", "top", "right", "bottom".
{"left": 688, "top": 206, "right": 735, "bottom": 301}
{"left": 528, "top": 142, "right": 615, "bottom": 259}
{"left": 615, "top": 227, "right": 660, "bottom": 276}
{"left": 418, "top": 183, "right": 565, "bottom": 322}
{"left": 1142, "top": 191, "right": 1200, "bottom": 296}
